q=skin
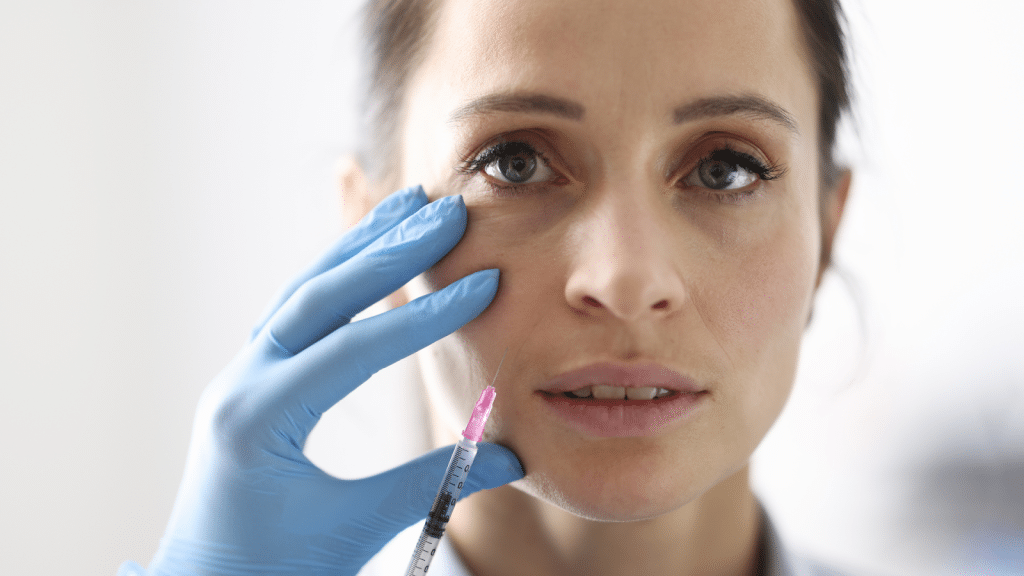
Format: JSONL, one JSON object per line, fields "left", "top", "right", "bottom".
{"left": 341, "top": 0, "right": 850, "bottom": 574}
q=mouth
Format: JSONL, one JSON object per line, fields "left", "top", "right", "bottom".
{"left": 545, "top": 385, "right": 676, "bottom": 400}
{"left": 535, "top": 363, "right": 708, "bottom": 437}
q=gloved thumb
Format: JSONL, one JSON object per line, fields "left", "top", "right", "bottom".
{"left": 457, "top": 442, "right": 525, "bottom": 492}
{"left": 344, "top": 442, "right": 524, "bottom": 537}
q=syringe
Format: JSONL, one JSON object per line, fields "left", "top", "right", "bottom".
{"left": 405, "top": 382, "right": 498, "bottom": 576}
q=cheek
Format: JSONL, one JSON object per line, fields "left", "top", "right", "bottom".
{"left": 694, "top": 194, "right": 822, "bottom": 439}
{"left": 714, "top": 232, "right": 817, "bottom": 349}
{"left": 419, "top": 191, "right": 577, "bottom": 312}
{"left": 413, "top": 197, "right": 574, "bottom": 437}
{"left": 692, "top": 188, "right": 821, "bottom": 359}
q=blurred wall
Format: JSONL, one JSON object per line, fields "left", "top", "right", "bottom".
{"left": 0, "top": 2, "right": 362, "bottom": 573}
{"left": 0, "top": 1, "right": 1021, "bottom": 575}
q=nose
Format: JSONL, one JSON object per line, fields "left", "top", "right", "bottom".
{"left": 564, "top": 191, "right": 687, "bottom": 322}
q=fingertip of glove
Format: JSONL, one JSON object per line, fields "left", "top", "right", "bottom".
{"left": 444, "top": 269, "right": 500, "bottom": 320}
{"left": 473, "top": 442, "right": 525, "bottom": 488}
{"left": 410, "top": 183, "right": 428, "bottom": 202}
{"left": 394, "top": 183, "right": 428, "bottom": 204}
{"left": 465, "top": 268, "right": 500, "bottom": 296}
{"left": 117, "top": 560, "right": 148, "bottom": 576}
{"left": 372, "top": 185, "right": 429, "bottom": 223}
{"left": 429, "top": 193, "right": 467, "bottom": 221}
{"left": 397, "top": 194, "right": 465, "bottom": 244}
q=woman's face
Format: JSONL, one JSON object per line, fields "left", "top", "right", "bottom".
{"left": 396, "top": 0, "right": 831, "bottom": 521}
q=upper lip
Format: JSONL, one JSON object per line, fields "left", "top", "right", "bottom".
{"left": 538, "top": 362, "right": 704, "bottom": 394}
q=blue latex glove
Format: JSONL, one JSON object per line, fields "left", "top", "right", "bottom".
{"left": 118, "top": 186, "right": 523, "bottom": 576}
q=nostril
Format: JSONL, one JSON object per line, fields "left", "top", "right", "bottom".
{"left": 652, "top": 300, "right": 669, "bottom": 310}
{"left": 582, "top": 296, "right": 602, "bottom": 308}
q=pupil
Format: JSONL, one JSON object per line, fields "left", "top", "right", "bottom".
{"left": 700, "top": 160, "right": 737, "bottom": 189}
{"left": 498, "top": 152, "right": 537, "bottom": 183}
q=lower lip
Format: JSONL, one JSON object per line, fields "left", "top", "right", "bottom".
{"left": 537, "top": 391, "right": 707, "bottom": 437}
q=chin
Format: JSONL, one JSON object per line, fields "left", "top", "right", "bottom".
{"left": 513, "top": 466, "right": 698, "bottom": 523}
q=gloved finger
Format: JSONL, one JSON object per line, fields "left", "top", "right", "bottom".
{"left": 342, "top": 442, "right": 524, "bottom": 537}
{"left": 249, "top": 184, "right": 428, "bottom": 342}
{"left": 265, "top": 194, "right": 468, "bottom": 355}
{"left": 116, "top": 561, "right": 147, "bottom": 576}
{"left": 273, "top": 268, "right": 499, "bottom": 422}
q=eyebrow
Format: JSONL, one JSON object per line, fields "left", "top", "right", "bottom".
{"left": 673, "top": 94, "right": 799, "bottom": 136}
{"left": 448, "top": 91, "right": 798, "bottom": 135}
{"left": 449, "top": 93, "right": 586, "bottom": 124}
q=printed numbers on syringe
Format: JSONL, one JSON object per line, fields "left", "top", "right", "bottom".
{"left": 410, "top": 536, "right": 440, "bottom": 573}
{"left": 445, "top": 450, "right": 472, "bottom": 491}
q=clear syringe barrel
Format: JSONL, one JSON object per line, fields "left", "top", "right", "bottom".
{"left": 404, "top": 437, "right": 478, "bottom": 576}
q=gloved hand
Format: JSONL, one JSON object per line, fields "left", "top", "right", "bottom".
{"left": 118, "top": 185, "right": 523, "bottom": 576}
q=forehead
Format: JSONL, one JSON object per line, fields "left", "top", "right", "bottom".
{"left": 415, "top": 0, "right": 815, "bottom": 125}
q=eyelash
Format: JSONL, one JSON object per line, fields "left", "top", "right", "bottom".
{"left": 697, "top": 147, "right": 785, "bottom": 181}
{"left": 684, "top": 145, "right": 787, "bottom": 203}
{"left": 457, "top": 141, "right": 558, "bottom": 190}
{"left": 458, "top": 139, "right": 785, "bottom": 201}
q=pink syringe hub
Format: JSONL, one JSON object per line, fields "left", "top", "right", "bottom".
{"left": 462, "top": 386, "right": 496, "bottom": 442}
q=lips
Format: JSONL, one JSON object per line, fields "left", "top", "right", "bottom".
{"left": 539, "top": 363, "right": 703, "bottom": 394}
{"left": 535, "top": 363, "right": 708, "bottom": 437}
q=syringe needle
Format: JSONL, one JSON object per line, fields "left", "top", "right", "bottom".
{"left": 491, "top": 347, "right": 508, "bottom": 386}
{"left": 405, "top": 363, "right": 502, "bottom": 576}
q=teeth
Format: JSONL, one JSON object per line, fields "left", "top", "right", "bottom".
{"left": 625, "top": 386, "right": 657, "bottom": 400}
{"left": 592, "top": 385, "right": 626, "bottom": 400}
{"left": 566, "top": 386, "right": 593, "bottom": 398}
{"left": 562, "top": 386, "right": 676, "bottom": 400}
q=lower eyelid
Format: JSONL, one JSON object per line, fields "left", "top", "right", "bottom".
{"left": 693, "top": 188, "right": 760, "bottom": 206}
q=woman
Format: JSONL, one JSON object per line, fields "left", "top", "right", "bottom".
{"left": 120, "top": 0, "right": 856, "bottom": 574}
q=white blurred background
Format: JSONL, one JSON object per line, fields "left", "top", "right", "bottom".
{"left": 1, "top": 1, "right": 1021, "bottom": 575}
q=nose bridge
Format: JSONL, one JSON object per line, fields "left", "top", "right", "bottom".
{"left": 566, "top": 182, "right": 687, "bottom": 321}
{"left": 595, "top": 189, "right": 654, "bottom": 261}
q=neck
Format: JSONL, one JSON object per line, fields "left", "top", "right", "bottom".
{"left": 445, "top": 466, "right": 761, "bottom": 576}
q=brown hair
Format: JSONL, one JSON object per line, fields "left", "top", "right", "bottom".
{"left": 358, "top": 0, "right": 438, "bottom": 192}
{"left": 358, "top": 0, "right": 852, "bottom": 191}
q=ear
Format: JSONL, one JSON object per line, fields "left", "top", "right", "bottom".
{"left": 816, "top": 168, "right": 852, "bottom": 288}
{"left": 336, "top": 155, "right": 411, "bottom": 309}
{"left": 337, "top": 155, "right": 374, "bottom": 228}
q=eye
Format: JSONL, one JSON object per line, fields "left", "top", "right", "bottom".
{"left": 464, "top": 141, "right": 556, "bottom": 186}
{"left": 682, "top": 148, "right": 784, "bottom": 192}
